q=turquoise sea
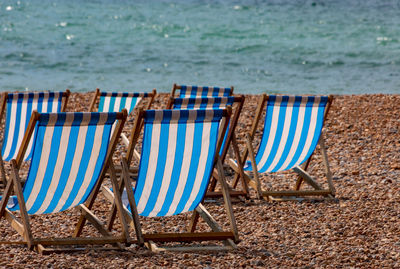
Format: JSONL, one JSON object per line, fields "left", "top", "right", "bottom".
{"left": 1, "top": 0, "right": 399, "bottom": 94}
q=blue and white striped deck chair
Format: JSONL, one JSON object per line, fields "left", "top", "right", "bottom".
{"left": 0, "top": 90, "right": 70, "bottom": 185}
{"left": 230, "top": 94, "right": 335, "bottom": 200}
{"left": 103, "top": 108, "right": 240, "bottom": 251}
{"left": 0, "top": 110, "right": 131, "bottom": 253}
{"left": 89, "top": 88, "right": 156, "bottom": 148}
{"left": 170, "top": 83, "right": 233, "bottom": 98}
{"left": 166, "top": 96, "right": 249, "bottom": 198}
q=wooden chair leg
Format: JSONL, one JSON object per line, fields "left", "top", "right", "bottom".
{"left": 121, "top": 159, "right": 144, "bottom": 245}
{"left": 188, "top": 210, "right": 200, "bottom": 233}
{"left": 10, "top": 160, "right": 34, "bottom": 249}
{"left": 231, "top": 134, "right": 250, "bottom": 197}
{"left": 245, "top": 133, "right": 263, "bottom": 199}
{"left": 215, "top": 157, "right": 239, "bottom": 242}
{"left": 0, "top": 156, "right": 7, "bottom": 186}
{"left": 0, "top": 174, "right": 14, "bottom": 217}
{"left": 319, "top": 136, "right": 335, "bottom": 195}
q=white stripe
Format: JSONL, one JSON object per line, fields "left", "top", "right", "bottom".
{"left": 124, "top": 97, "right": 133, "bottom": 114}
{"left": 113, "top": 96, "right": 122, "bottom": 113}
{"left": 25, "top": 125, "right": 55, "bottom": 211}
{"left": 293, "top": 98, "right": 321, "bottom": 167}
{"left": 256, "top": 96, "right": 283, "bottom": 171}
{"left": 42, "top": 92, "right": 49, "bottom": 112}
{"left": 264, "top": 96, "right": 295, "bottom": 172}
{"left": 148, "top": 120, "right": 179, "bottom": 217}
{"left": 182, "top": 120, "right": 212, "bottom": 212}
{"left": 166, "top": 111, "right": 197, "bottom": 215}
{"left": 35, "top": 114, "right": 74, "bottom": 214}
{"left": 278, "top": 97, "right": 308, "bottom": 171}
{"left": 136, "top": 112, "right": 163, "bottom": 214}
{"left": 103, "top": 96, "right": 111, "bottom": 112}
{"left": 53, "top": 118, "right": 90, "bottom": 212}
{"left": 2, "top": 96, "right": 18, "bottom": 159}
{"left": 182, "top": 98, "right": 189, "bottom": 108}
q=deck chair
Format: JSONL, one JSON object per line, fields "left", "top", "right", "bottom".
{"left": 229, "top": 94, "right": 335, "bottom": 200}
{"left": 0, "top": 90, "right": 70, "bottom": 185}
{"left": 88, "top": 88, "right": 156, "bottom": 149}
{"left": 170, "top": 83, "right": 233, "bottom": 98}
{"left": 166, "top": 96, "right": 249, "bottom": 198}
{"left": 102, "top": 108, "right": 240, "bottom": 252}
{"left": 0, "top": 110, "right": 132, "bottom": 253}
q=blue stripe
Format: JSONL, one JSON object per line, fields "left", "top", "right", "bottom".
{"left": 7, "top": 97, "right": 23, "bottom": 161}
{"left": 202, "top": 86, "right": 209, "bottom": 96}
{"left": 190, "top": 86, "right": 197, "bottom": 97}
{"left": 134, "top": 116, "right": 154, "bottom": 205}
{"left": 119, "top": 96, "right": 127, "bottom": 113}
{"left": 173, "top": 117, "right": 203, "bottom": 215}
{"left": 179, "top": 85, "right": 187, "bottom": 98}
{"left": 98, "top": 96, "right": 105, "bottom": 112}
{"left": 1, "top": 100, "right": 13, "bottom": 160}
{"left": 212, "top": 87, "right": 219, "bottom": 96}
{"left": 108, "top": 96, "right": 116, "bottom": 113}
{"left": 128, "top": 98, "right": 138, "bottom": 114}
{"left": 46, "top": 93, "right": 54, "bottom": 112}
{"left": 140, "top": 111, "right": 171, "bottom": 216}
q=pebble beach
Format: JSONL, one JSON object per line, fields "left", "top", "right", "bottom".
{"left": 0, "top": 92, "right": 399, "bottom": 268}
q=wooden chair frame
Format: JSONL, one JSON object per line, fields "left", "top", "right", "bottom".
{"left": 0, "top": 90, "right": 71, "bottom": 186}
{"left": 0, "top": 110, "right": 133, "bottom": 253}
{"left": 229, "top": 94, "right": 336, "bottom": 201}
{"left": 102, "top": 108, "right": 240, "bottom": 252}
{"left": 165, "top": 95, "right": 250, "bottom": 199}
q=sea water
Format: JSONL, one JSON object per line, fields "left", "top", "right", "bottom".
{"left": 1, "top": 0, "right": 399, "bottom": 94}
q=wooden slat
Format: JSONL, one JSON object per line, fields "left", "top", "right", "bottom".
{"left": 263, "top": 189, "right": 332, "bottom": 197}
{"left": 205, "top": 190, "right": 247, "bottom": 198}
{"left": 147, "top": 244, "right": 234, "bottom": 253}
{"left": 34, "top": 236, "right": 129, "bottom": 246}
{"left": 143, "top": 232, "right": 235, "bottom": 243}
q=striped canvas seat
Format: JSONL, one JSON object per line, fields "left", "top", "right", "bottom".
{"left": 90, "top": 88, "right": 156, "bottom": 115}
{"left": 171, "top": 84, "right": 233, "bottom": 98}
{"left": 133, "top": 109, "right": 224, "bottom": 217}
{"left": 244, "top": 95, "right": 328, "bottom": 173}
{"left": 98, "top": 92, "right": 148, "bottom": 115}
{"left": 167, "top": 96, "right": 250, "bottom": 198}
{"left": 103, "top": 108, "right": 239, "bottom": 251}
{"left": 171, "top": 97, "right": 234, "bottom": 156}
{"left": 0, "top": 110, "right": 131, "bottom": 252}
{"left": 1, "top": 91, "right": 68, "bottom": 162}
{"left": 229, "top": 94, "right": 335, "bottom": 200}
{"left": 7, "top": 112, "right": 119, "bottom": 214}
